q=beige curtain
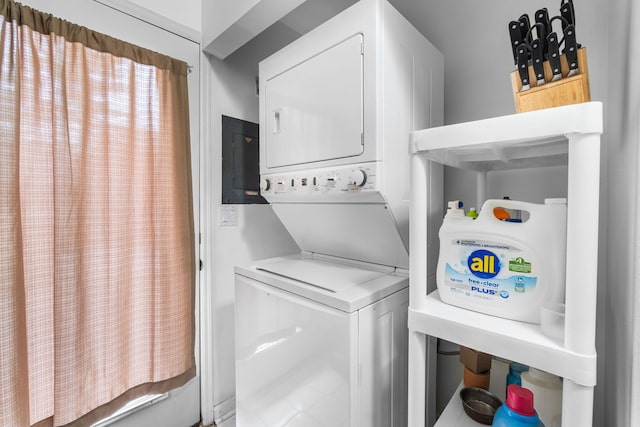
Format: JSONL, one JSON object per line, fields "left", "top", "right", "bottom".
{"left": 0, "top": 1, "right": 195, "bottom": 426}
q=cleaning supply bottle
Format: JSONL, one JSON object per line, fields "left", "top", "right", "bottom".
{"left": 445, "top": 200, "right": 471, "bottom": 219}
{"left": 466, "top": 207, "right": 479, "bottom": 219}
{"left": 436, "top": 198, "right": 567, "bottom": 323}
{"left": 506, "top": 362, "right": 529, "bottom": 388}
{"left": 520, "top": 368, "right": 562, "bottom": 426}
{"left": 492, "top": 384, "right": 545, "bottom": 426}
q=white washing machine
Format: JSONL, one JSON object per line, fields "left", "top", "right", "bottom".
{"left": 235, "top": 0, "right": 444, "bottom": 425}
{"left": 235, "top": 253, "right": 409, "bottom": 427}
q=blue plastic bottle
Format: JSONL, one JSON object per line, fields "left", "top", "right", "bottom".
{"left": 492, "top": 384, "right": 545, "bottom": 426}
{"left": 506, "top": 362, "right": 529, "bottom": 387}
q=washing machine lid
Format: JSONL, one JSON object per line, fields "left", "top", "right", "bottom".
{"left": 235, "top": 253, "right": 408, "bottom": 312}
{"left": 257, "top": 256, "right": 385, "bottom": 293}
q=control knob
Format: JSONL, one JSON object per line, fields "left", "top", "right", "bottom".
{"left": 348, "top": 169, "right": 367, "bottom": 187}
{"left": 260, "top": 178, "right": 271, "bottom": 192}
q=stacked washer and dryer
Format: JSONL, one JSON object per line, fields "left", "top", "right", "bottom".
{"left": 234, "top": 0, "right": 444, "bottom": 425}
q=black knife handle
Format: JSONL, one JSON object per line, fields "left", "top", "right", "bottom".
{"left": 509, "top": 20, "right": 523, "bottom": 65}
{"left": 516, "top": 43, "right": 530, "bottom": 90}
{"left": 560, "top": 1, "right": 582, "bottom": 49}
{"left": 563, "top": 24, "right": 579, "bottom": 74}
{"left": 535, "top": 8, "right": 550, "bottom": 55}
{"left": 536, "top": 8, "right": 551, "bottom": 27}
{"left": 546, "top": 32, "right": 562, "bottom": 80}
{"left": 560, "top": 1, "right": 575, "bottom": 28}
{"left": 530, "top": 39, "right": 545, "bottom": 84}
{"left": 518, "top": 14, "right": 531, "bottom": 43}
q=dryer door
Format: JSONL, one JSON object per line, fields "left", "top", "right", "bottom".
{"left": 264, "top": 33, "right": 364, "bottom": 168}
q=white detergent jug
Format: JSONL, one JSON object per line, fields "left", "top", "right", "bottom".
{"left": 436, "top": 198, "right": 567, "bottom": 323}
{"left": 521, "top": 368, "right": 563, "bottom": 427}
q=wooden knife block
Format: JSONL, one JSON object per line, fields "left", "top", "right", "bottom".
{"left": 510, "top": 47, "right": 590, "bottom": 113}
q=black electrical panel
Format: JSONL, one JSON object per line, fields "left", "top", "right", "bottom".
{"left": 221, "top": 115, "right": 267, "bottom": 204}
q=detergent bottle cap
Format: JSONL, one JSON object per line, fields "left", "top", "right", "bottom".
{"left": 466, "top": 207, "right": 479, "bottom": 219}
{"left": 445, "top": 200, "right": 467, "bottom": 218}
{"left": 505, "top": 384, "right": 537, "bottom": 417}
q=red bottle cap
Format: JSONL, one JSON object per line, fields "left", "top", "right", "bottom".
{"left": 505, "top": 384, "right": 537, "bottom": 416}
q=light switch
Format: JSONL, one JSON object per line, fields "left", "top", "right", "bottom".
{"left": 219, "top": 205, "right": 238, "bottom": 227}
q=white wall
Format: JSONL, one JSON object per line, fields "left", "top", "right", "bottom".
{"left": 603, "top": 1, "right": 636, "bottom": 425}
{"left": 204, "top": 0, "right": 261, "bottom": 44}
{"left": 202, "top": 0, "right": 309, "bottom": 58}
{"left": 200, "top": 38, "right": 300, "bottom": 426}
{"left": 389, "top": 0, "right": 607, "bottom": 124}
{"left": 126, "top": 0, "right": 202, "bottom": 33}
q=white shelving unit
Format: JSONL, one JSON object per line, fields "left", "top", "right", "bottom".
{"left": 407, "top": 102, "right": 603, "bottom": 426}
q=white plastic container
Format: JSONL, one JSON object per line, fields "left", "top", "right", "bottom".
{"left": 436, "top": 198, "right": 567, "bottom": 323}
{"left": 520, "top": 368, "right": 563, "bottom": 427}
{"left": 490, "top": 357, "right": 511, "bottom": 401}
{"left": 540, "top": 302, "right": 566, "bottom": 341}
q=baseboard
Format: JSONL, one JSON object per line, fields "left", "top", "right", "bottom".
{"left": 213, "top": 396, "right": 236, "bottom": 425}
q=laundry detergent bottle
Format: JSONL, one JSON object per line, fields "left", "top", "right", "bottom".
{"left": 436, "top": 198, "right": 567, "bottom": 323}
{"left": 520, "top": 368, "right": 562, "bottom": 426}
{"left": 493, "top": 384, "right": 545, "bottom": 427}
{"left": 506, "top": 362, "right": 529, "bottom": 388}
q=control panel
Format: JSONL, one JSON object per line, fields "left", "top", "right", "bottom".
{"left": 260, "top": 163, "right": 384, "bottom": 202}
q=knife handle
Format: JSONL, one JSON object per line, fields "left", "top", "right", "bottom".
{"left": 535, "top": 8, "right": 550, "bottom": 54}
{"left": 560, "top": 1, "right": 582, "bottom": 49}
{"left": 509, "top": 20, "right": 523, "bottom": 65}
{"left": 546, "top": 32, "right": 562, "bottom": 80}
{"left": 560, "top": 1, "right": 575, "bottom": 28}
{"left": 563, "top": 25, "right": 579, "bottom": 74}
{"left": 516, "top": 43, "right": 531, "bottom": 90}
{"left": 518, "top": 14, "right": 531, "bottom": 43}
{"left": 530, "top": 39, "right": 545, "bottom": 85}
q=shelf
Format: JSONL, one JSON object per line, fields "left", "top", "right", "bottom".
{"left": 407, "top": 101, "right": 603, "bottom": 426}
{"left": 410, "top": 102, "right": 602, "bottom": 171}
{"left": 408, "top": 291, "right": 596, "bottom": 386}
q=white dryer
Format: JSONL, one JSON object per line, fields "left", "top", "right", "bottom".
{"left": 235, "top": 0, "right": 444, "bottom": 425}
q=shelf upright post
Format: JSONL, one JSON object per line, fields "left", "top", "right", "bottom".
{"left": 408, "top": 150, "right": 439, "bottom": 427}
{"left": 564, "top": 132, "right": 600, "bottom": 359}
{"left": 410, "top": 152, "right": 429, "bottom": 313}
{"left": 477, "top": 170, "right": 487, "bottom": 209}
{"left": 408, "top": 150, "right": 428, "bottom": 427}
{"left": 562, "top": 131, "right": 601, "bottom": 426}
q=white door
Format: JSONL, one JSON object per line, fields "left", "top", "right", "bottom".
{"left": 15, "top": 1, "right": 201, "bottom": 426}
{"left": 264, "top": 34, "right": 364, "bottom": 169}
